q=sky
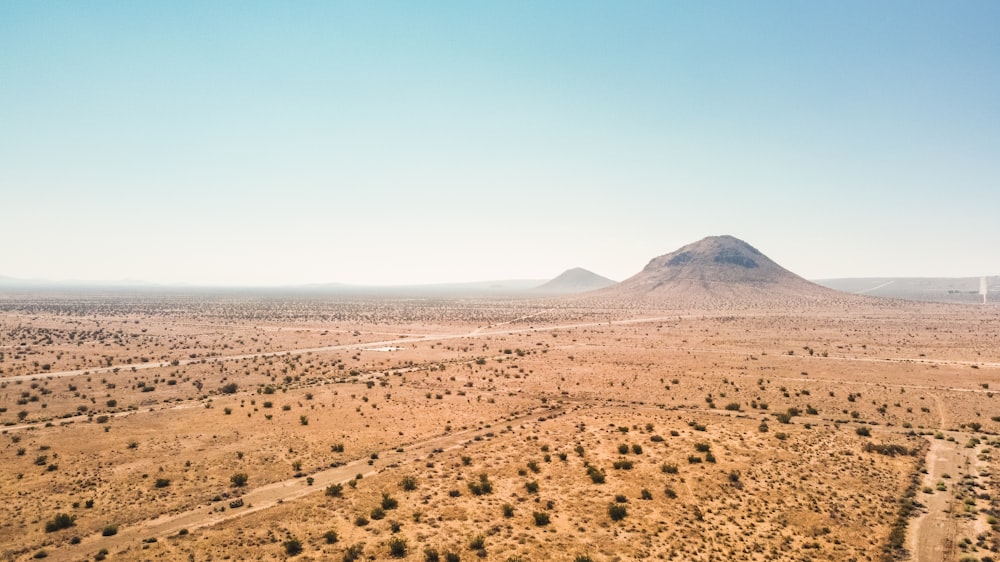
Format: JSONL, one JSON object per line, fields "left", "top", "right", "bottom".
{"left": 2, "top": 1, "right": 998, "bottom": 286}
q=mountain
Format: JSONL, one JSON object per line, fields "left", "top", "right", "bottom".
{"left": 533, "top": 268, "right": 616, "bottom": 295}
{"left": 590, "top": 235, "right": 838, "bottom": 306}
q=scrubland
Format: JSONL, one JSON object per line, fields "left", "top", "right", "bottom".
{"left": 1, "top": 295, "right": 997, "bottom": 561}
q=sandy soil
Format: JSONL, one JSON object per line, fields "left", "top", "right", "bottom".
{"left": 1, "top": 295, "right": 998, "bottom": 561}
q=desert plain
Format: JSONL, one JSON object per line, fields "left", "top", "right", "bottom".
{"left": 2, "top": 238, "right": 999, "bottom": 562}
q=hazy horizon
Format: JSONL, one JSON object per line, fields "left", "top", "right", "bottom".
{"left": 3, "top": 2, "right": 998, "bottom": 286}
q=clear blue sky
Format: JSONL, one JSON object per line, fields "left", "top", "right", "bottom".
{"left": 2, "top": 1, "right": 998, "bottom": 286}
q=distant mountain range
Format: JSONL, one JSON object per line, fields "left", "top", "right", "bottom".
{"left": 816, "top": 276, "right": 997, "bottom": 304}
{"left": 3, "top": 239, "right": 996, "bottom": 304}
{"left": 0, "top": 271, "right": 612, "bottom": 297}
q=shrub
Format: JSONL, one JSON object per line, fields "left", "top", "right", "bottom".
{"left": 154, "top": 478, "right": 170, "bottom": 488}
{"left": 694, "top": 442, "right": 711, "bottom": 452}
{"left": 612, "top": 458, "right": 633, "bottom": 470}
{"left": 640, "top": 488, "right": 653, "bottom": 500}
{"left": 587, "top": 465, "right": 606, "bottom": 483}
{"left": 388, "top": 537, "right": 408, "bottom": 558}
{"left": 532, "top": 511, "right": 550, "bottom": 526}
{"left": 324, "top": 530, "right": 338, "bottom": 544}
{"left": 326, "top": 483, "right": 343, "bottom": 497}
{"left": 231, "top": 472, "right": 249, "bottom": 487}
{"left": 220, "top": 383, "right": 238, "bottom": 394}
{"left": 469, "top": 535, "right": 486, "bottom": 549}
{"left": 617, "top": 443, "right": 629, "bottom": 454}
{"left": 44, "top": 513, "right": 75, "bottom": 533}
{"left": 856, "top": 426, "right": 871, "bottom": 437}
{"left": 502, "top": 504, "right": 515, "bottom": 517}
{"left": 380, "top": 492, "right": 400, "bottom": 510}
{"left": 664, "top": 486, "right": 677, "bottom": 499}
{"left": 424, "top": 548, "right": 440, "bottom": 562}
{"left": 863, "top": 443, "right": 914, "bottom": 456}
{"left": 343, "top": 543, "right": 365, "bottom": 562}
{"left": 608, "top": 503, "right": 627, "bottom": 521}
{"left": 468, "top": 473, "right": 493, "bottom": 495}
{"left": 631, "top": 444, "right": 643, "bottom": 454}
{"left": 525, "top": 481, "right": 539, "bottom": 494}
{"left": 400, "top": 476, "right": 417, "bottom": 491}
{"left": 661, "top": 463, "right": 678, "bottom": 474}
{"left": 284, "top": 538, "right": 303, "bottom": 556}
{"left": 370, "top": 507, "right": 386, "bottom": 520}
{"left": 724, "top": 402, "right": 740, "bottom": 411}
{"left": 101, "top": 524, "right": 118, "bottom": 536}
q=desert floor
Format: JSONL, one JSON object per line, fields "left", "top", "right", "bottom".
{"left": 1, "top": 295, "right": 997, "bottom": 561}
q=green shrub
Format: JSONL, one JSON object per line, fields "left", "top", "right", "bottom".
{"left": 532, "top": 511, "right": 550, "bottom": 526}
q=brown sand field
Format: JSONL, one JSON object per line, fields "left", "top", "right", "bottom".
{"left": 1, "top": 295, "right": 998, "bottom": 561}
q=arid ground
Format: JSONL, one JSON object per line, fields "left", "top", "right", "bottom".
{"left": 1, "top": 294, "right": 997, "bottom": 561}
